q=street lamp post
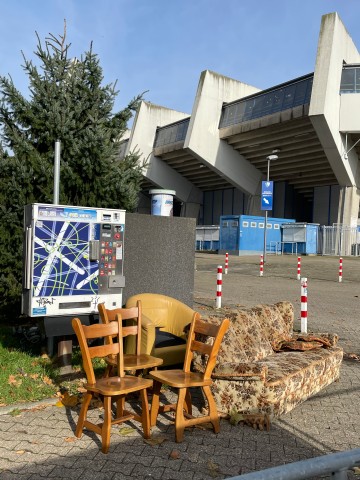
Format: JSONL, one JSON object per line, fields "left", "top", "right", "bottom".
{"left": 263, "top": 153, "right": 278, "bottom": 263}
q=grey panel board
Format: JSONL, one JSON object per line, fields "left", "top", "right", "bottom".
{"left": 123, "top": 213, "right": 196, "bottom": 307}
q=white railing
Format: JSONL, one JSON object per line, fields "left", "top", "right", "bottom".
{"left": 227, "top": 448, "right": 360, "bottom": 480}
{"left": 319, "top": 225, "right": 360, "bottom": 256}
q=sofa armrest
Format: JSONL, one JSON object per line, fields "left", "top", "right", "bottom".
{"left": 212, "top": 362, "right": 268, "bottom": 381}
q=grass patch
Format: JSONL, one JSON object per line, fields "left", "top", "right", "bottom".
{"left": 0, "top": 326, "right": 59, "bottom": 405}
{"left": 0, "top": 326, "right": 107, "bottom": 406}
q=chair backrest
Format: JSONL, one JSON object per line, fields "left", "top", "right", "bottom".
{"left": 183, "top": 314, "right": 230, "bottom": 380}
{"left": 126, "top": 293, "right": 195, "bottom": 330}
{"left": 98, "top": 301, "right": 142, "bottom": 355}
{"left": 72, "top": 317, "right": 125, "bottom": 384}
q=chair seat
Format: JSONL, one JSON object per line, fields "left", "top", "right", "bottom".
{"left": 149, "top": 369, "right": 212, "bottom": 388}
{"left": 106, "top": 353, "right": 163, "bottom": 370}
{"left": 86, "top": 375, "right": 153, "bottom": 396}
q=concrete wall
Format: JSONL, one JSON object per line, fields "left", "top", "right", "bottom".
{"left": 310, "top": 12, "right": 360, "bottom": 225}
{"left": 123, "top": 213, "right": 196, "bottom": 307}
{"left": 185, "top": 70, "right": 263, "bottom": 196}
{"left": 313, "top": 185, "right": 341, "bottom": 225}
{"left": 340, "top": 94, "right": 360, "bottom": 133}
{"left": 128, "top": 101, "right": 202, "bottom": 206}
{"left": 201, "top": 188, "right": 248, "bottom": 225}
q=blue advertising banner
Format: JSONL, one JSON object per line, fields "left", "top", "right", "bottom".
{"left": 261, "top": 181, "right": 273, "bottom": 210}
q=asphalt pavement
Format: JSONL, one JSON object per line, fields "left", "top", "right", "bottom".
{"left": 1, "top": 252, "right": 360, "bottom": 479}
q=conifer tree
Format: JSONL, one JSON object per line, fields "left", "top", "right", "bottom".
{"left": 0, "top": 24, "right": 144, "bottom": 319}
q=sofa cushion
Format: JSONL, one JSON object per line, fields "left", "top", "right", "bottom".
{"left": 193, "top": 309, "right": 274, "bottom": 373}
{"left": 259, "top": 349, "right": 340, "bottom": 385}
{"left": 252, "top": 302, "right": 293, "bottom": 350}
{"left": 230, "top": 310, "right": 274, "bottom": 361}
{"left": 154, "top": 328, "right": 187, "bottom": 348}
{"left": 210, "top": 346, "right": 343, "bottom": 418}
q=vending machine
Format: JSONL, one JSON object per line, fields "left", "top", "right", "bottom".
{"left": 22, "top": 203, "right": 126, "bottom": 318}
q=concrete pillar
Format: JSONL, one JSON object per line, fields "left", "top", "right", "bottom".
{"left": 337, "top": 186, "right": 360, "bottom": 227}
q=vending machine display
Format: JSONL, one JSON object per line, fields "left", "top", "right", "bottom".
{"left": 22, "top": 203, "right": 125, "bottom": 317}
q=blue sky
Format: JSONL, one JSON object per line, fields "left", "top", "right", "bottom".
{"left": 1, "top": 0, "right": 360, "bottom": 116}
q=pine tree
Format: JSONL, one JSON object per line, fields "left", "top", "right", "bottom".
{"left": 0, "top": 25, "right": 144, "bottom": 320}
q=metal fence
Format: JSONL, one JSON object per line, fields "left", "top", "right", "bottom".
{"left": 319, "top": 225, "right": 360, "bottom": 256}
{"left": 227, "top": 448, "right": 360, "bottom": 480}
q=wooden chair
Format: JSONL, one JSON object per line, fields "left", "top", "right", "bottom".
{"left": 98, "top": 302, "right": 163, "bottom": 376}
{"left": 149, "top": 313, "right": 230, "bottom": 442}
{"left": 72, "top": 316, "right": 153, "bottom": 454}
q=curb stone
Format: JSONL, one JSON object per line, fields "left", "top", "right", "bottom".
{"left": 0, "top": 397, "right": 58, "bottom": 416}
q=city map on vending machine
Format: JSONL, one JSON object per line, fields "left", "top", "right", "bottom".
{"left": 22, "top": 203, "right": 126, "bottom": 317}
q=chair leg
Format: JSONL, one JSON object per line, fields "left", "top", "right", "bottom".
{"left": 175, "top": 388, "right": 187, "bottom": 443}
{"left": 116, "top": 395, "right": 125, "bottom": 418}
{"left": 76, "top": 391, "right": 92, "bottom": 438}
{"left": 150, "top": 380, "right": 162, "bottom": 427}
{"left": 203, "top": 386, "right": 220, "bottom": 433}
{"left": 140, "top": 388, "right": 151, "bottom": 439}
{"left": 101, "top": 396, "right": 112, "bottom": 454}
{"left": 184, "top": 388, "right": 192, "bottom": 415}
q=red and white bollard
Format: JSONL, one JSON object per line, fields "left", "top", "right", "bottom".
{"left": 225, "top": 252, "right": 229, "bottom": 275}
{"left": 301, "top": 277, "right": 308, "bottom": 333}
{"left": 297, "top": 256, "right": 301, "bottom": 280}
{"left": 216, "top": 265, "right": 223, "bottom": 308}
{"left": 259, "top": 254, "right": 264, "bottom": 277}
{"left": 339, "top": 257, "right": 343, "bottom": 283}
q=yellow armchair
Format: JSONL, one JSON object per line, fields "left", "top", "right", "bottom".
{"left": 125, "top": 293, "right": 198, "bottom": 367}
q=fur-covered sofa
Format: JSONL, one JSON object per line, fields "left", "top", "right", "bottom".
{"left": 193, "top": 302, "right": 343, "bottom": 419}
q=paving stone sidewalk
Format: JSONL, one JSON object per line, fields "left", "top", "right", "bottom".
{"left": 1, "top": 253, "right": 360, "bottom": 479}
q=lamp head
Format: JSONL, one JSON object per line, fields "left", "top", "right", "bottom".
{"left": 266, "top": 154, "right": 278, "bottom": 161}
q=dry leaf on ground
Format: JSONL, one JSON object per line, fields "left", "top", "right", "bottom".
{"left": 42, "top": 375, "right": 53, "bottom": 385}
{"left": 207, "top": 459, "right": 220, "bottom": 478}
{"left": 64, "top": 437, "right": 76, "bottom": 443}
{"left": 118, "top": 427, "right": 135, "bottom": 436}
{"left": 169, "top": 449, "right": 181, "bottom": 459}
{"left": 61, "top": 392, "right": 79, "bottom": 407}
{"left": 143, "top": 436, "right": 167, "bottom": 446}
{"left": 8, "top": 375, "right": 22, "bottom": 387}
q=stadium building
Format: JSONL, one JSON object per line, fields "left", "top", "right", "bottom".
{"left": 121, "top": 12, "right": 360, "bottom": 235}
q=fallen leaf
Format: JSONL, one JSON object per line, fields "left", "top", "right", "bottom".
{"left": 207, "top": 459, "right": 220, "bottom": 478}
{"left": 61, "top": 392, "right": 79, "bottom": 407}
{"left": 118, "top": 427, "right": 134, "bottom": 436}
{"left": 169, "top": 449, "right": 181, "bottom": 459}
{"left": 8, "top": 375, "right": 18, "bottom": 386}
{"left": 55, "top": 401, "right": 65, "bottom": 408}
{"left": 64, "top": 437, "right": 76, "bottom": 443}
{"left": 143, "top": 436, "right": 167, "bottom": 446}
{"left": 42, "top": 375, "right": 53, "bottom": 385}
{"left": 30, "top": 374, "right": 39, "bottom": 380}
{"left": 229, "top": 410, "right": 245, "bottom": 425}
{"left": 16, "top": 450, "right": 25, "bottom": 455}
